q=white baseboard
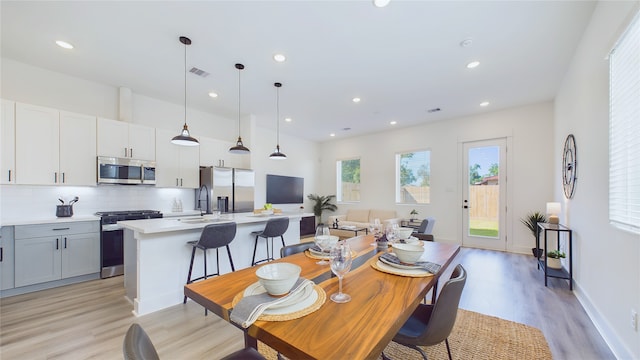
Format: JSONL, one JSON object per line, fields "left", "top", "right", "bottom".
{"left": 573, "top": 281, "right": 634, "bottom": 359}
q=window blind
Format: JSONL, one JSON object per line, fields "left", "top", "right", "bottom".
{"left": 609, "top": 10, "right": 640, "bottom": 234}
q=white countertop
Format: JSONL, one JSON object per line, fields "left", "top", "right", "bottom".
{"left": 118, "top": 212, "right": 315, "bottom": 234}
{"left": 1, "top": 215, "right": 101, "bottom": 227}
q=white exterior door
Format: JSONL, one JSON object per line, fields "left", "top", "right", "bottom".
{"left": 462, "top": 138, "right": 507, "bottom": 250}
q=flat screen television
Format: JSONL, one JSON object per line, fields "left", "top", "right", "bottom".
{"left": 266, "top": 174, "right": 304, "bottom": 204}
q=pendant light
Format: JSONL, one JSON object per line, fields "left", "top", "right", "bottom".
{"left": 171, "top": 36, "right": 199, "bottom": 146}
{"left": 269, "top": 82, "right": 286, "bottom": 160}
{"left": 229, "top": 63, "right": 250, "bottom": 154}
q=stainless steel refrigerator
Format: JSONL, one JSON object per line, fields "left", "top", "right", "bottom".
{"left": 197, "top": 166, "right": 255, "bottom": 213}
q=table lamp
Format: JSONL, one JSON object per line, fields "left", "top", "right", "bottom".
{"left": 546, "top": 202, "right": 561, "bottom": 224}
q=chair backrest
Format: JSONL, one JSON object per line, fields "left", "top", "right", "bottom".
{"left": 280, "top": 242, "right": 314, "bottom": 258}
{"left": 418, "top": 264, "right": 466, "bottom": 346}
{"left": 418, "top": 217, "right": 436, "bottom": 234}
{"left": 123, "top": 323, "right": 160, "bottom": 360}
{"left": 261, "top": 217, "right": 289, "bottom": 237}
{"left": 197, "top": 222, "right": 237, "bottom": 249}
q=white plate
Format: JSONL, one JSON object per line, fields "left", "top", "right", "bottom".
{"left": 379, "top": 253, "right": 424, "bottom": 270}
{"left": 309, "top": 248, "right": 331, "bottom": 257}
{"left": 243, "top": 281, "right": 316, "bottom": 314}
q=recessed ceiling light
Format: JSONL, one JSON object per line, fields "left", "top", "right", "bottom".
{"left": 273, "top": 53, "right": 286, "bottom": 62}
{"left": 466, "top": 61, "right": 480, "bottom": 69}
{"left": 390, "top": 121, "right": 397, "bottom": 125}
{"left": 208, "top": 92, "right": 218, "bottom": 98}
{"left": 460, "top": 38, "right": 473, "bottom": 48}
{"left": 352, "top": 97, "right": 361, "bottom": 103}
{"left": 480, "top": 101, "right": 490, "bottom": 107}
{"left": 56, "top": 40, "right": 73, "bottom": 49}
{"left": 330, "top": 133, "right": 336, "bottom": 137}
{"left": 284, "top": 117, "right": 292, "bottom": 122}
{"left": 373, "top": 0, "right": 391, "bottom": 7}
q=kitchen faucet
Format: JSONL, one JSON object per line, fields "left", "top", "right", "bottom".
{"left": 198, "top": 184, "right": 210, "bottom": 216}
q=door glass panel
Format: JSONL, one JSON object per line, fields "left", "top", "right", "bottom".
{"left": 467, "top": 146, "right": 500, "bottom": 238}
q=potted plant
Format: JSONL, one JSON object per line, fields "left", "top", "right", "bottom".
{"left": 547, "top": 250, "right": 566, "bottom": 269}
{"left": 409, "top": 209, "right": 419, "bottom": 221}
{"left": 520, "top": 211, "right": 547, "bottom": 258}
{"left": 307, "top": 194, "right": 337, "bottom": 225}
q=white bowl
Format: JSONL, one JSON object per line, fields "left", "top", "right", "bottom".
{"left": 255, "top": 263, "right": 301, "bottom": 295}
{"left": 396, "top": 227, "right": 415, "bottom": 239}
{"left": 392, "top": 243, "right": 424, "bottom": 264}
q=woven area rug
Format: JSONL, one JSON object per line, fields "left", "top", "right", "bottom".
{"left": 258, "top": 309, "right": 553, "bottom": 359}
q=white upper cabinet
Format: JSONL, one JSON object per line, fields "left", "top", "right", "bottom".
{"left": 14, "top": 103, "right": 96, "bottom": 186}
{"left": 199, "top": 136, "right": 249, "bottom": 169}
{"left": 59, "top": 111, "right": 97, "bottom": 185}
{"left": 155, "top": 128, "right": 199, "bottom": 188}
{"left": 97, "top": 118, "right": 155, "bottom": 161}
{"left": 15, "top": 103, "right": 60, "bottom": 185}
{"left": 1, "top": 99, "right": 16, "bottom": 184}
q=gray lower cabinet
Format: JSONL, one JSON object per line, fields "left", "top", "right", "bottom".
{"left": 0, "top": 226, "right": 15, "bottom": 290}
{"left": 14, "top": 221, "right": 99, "bottom": 288}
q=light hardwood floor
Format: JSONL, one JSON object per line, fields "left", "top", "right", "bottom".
{"left": 0, "top": 247, "right": 614, "bottom": 359}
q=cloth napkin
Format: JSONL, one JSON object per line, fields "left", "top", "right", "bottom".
{"left": 230, "top": 278, "right": 313, "bottom": 328}
{"left": 380, "top": 253, "right": 442, "bottom": 274}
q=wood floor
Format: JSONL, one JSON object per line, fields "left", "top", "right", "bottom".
{"left": 0, "top": 247, "right": 614, "bottom": 360}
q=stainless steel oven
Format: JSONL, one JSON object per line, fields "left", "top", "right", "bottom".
{"left": 96, "top": 210, "right": 162, "bottom": 278}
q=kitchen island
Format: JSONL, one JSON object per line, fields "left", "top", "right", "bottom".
{"left": 119, "top": 212, "right": 312, "bottom": 316}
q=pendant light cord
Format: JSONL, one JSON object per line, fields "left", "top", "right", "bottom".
{"left": 184, "top": 40, "right": 187, "bottom": 127}
{"left": 276, "top": 86, "right": 280, "bottom": 146}
{"left": 237, "top": 67, "right": 241, "bottom": 137}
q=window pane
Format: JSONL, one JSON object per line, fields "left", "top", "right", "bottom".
{"left": 337, "top": 159, "right": 360, "bottom": 202}
{"left": 609, "top": 10, "right": 640, "bottom": 234}
{"left": 396, "top": 150, "right": 430, "bottom": 204}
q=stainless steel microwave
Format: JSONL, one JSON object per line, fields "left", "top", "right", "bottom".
{"left": 97, "top": 157, "right": 156, "bottom": 185}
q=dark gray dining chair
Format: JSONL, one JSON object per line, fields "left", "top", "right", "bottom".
{"left": 123, "top": 323, "right": 265, "bottom": 360}
{"left": 123, "top": 323, "right": 159, "bottom": 360}
{"left": 414, "top": 217, "right": 436, "bottom": 241}
{"left": 280, "top": 241, "right": 315, "bottom": 258}
{"left": 383, "top": 264, "right": 467, "bottom": 360}
{"left": 251, "top": 217, "right": 290, "bottom": 266}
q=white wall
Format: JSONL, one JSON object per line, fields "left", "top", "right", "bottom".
{"left": 0, "top": 58, "right": 319, "bottom": 222}
{"left": 319, "top": 101, "right": 555, "bottom": 253}
{"left": 554, "top": 1, "right": 640, "bottom": 358}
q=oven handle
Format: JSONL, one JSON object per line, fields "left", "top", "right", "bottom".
{"left": 102, "top": 224, "right": 124, "bottom": 232}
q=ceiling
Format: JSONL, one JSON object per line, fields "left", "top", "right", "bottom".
{"left": 1, "top": 1, "right": 596, "bottom": 142}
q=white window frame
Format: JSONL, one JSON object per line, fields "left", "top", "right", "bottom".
{"left": 609, "top": 10, "right": 640, "bottom": 234}
{"left": 395, "top": 149, "right": 431, "bottom": 204}
{"left": 336, "top": 158, "right": 361, "bottom": 203}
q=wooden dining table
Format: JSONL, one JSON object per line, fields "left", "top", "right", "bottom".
{"left": 184, "top": 235, "right": 460, "bottom": 360}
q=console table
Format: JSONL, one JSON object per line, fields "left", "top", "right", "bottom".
{"left": 535, "top": 223, "right": 573, "bottom": 290}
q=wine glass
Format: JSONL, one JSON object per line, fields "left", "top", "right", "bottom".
{"left": 314, "top": 225, "right": 331, "bottom": 265}
{"left": 330, "top": 242, "right": 353, "bottom": 303}
{"left": 386, "top": 223, "right": 399, "bottom": 245}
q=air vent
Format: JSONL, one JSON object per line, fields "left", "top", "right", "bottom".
{"left": 189, "top": 67, "right": 210, "bottom": 78}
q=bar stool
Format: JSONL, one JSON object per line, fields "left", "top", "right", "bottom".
{"left": 183, "top": 222, "right": 237, "bottom": 309}
{"left": 251, "top": 217, "right": 290, "bottom": 266}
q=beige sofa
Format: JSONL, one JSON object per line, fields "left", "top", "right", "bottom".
{"left": 326, "top": 209, "right": 400, "bottom": 239}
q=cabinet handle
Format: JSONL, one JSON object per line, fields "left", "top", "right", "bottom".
{"left": 8, "top": 170, "right": 11, "bottom": 182}
{"left": 55, "top": 238, "right": 59, "bottom": 250}
{"left": 1, "top": 247, "right": 3, "bottom": 262}
{"left": 54, "top": 172, "right": 58, "bottom": 183}
{"left": 176, "top": 178, "right": 179, "bottom": 186}
{"left": 180, "top": 178, "right": 183, "bottom": 187}
{"left": 62, "top": 172, "right": 66, "bottom": 183}
{"left": 130, "top": 148, "right": 133, "bottom": 158}
{"left": 53, "top": 227, "right": 70, "bottom": 231}
{"left": 64, "top": 237, "right": 67, "bottom": 249}
{"left": 124, "top": 147, "right": 128, "bottom": 157}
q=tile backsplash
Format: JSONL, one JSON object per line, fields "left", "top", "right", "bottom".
{"left": 0, "top": 185, "right": 196, "bottom": 223}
